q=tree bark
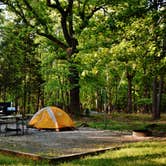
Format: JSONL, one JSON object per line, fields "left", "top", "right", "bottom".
{"left": 156, "top": 75, "right": 163, "bottom": 117}
{"left": 126, "top": 70, "right": 133, "bottom": 113}
{"left": 68, "top": 63, "right": 80, "bottom": 116}
{"left": 143, "top": 67, "right": 150, "bottom": 113}
{"left": 152, "top": 76, "right": 160, "bottom": 119}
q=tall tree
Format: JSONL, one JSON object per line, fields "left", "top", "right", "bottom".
{"left": 0, "top": 0, "right": 114, "bottom": 116}
{"left": 149, "top": 0, "right": 166, "bottom": 119}
{"left": 0, "top": 19, "right": 44, "bottom": 114}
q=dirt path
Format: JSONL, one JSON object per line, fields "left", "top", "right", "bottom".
{"left": 0, "top": 127, "right": 160, "bottom": 158}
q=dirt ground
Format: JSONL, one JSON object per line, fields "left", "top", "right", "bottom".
{"left": 0, "top": 127, "right": 160, "bottom": 158}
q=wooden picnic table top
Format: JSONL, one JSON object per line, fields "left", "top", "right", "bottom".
{"left": 0, "top": 119, "right": 16, "bottom": 124}
{"left": 0, "top": 114, "right": 22, "bottom": 120}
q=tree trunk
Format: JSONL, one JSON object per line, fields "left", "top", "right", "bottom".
{"left": 68, "top": 63, "right": 80, "bottom": 116}
{"left": 152, "top": 76, "right": 160, "bottom": 119}
{"left": 36, "top": 92, "right": 40, "bottom": 112}
{"left": 23, "top": 82, "right": 27, "bottom": 117}
{"left": 126, "top": 71, "right": 133, "bottom": 113}
{"left": 27, "top": 90, "right": 31, "bottom": 114}
{"left": 156, "top": 75, "right": 163, "bottom": 117}
{"left": 96, "top": 89, "right": 103, "bottom": 112}
{"left": 143, "top": 67, "right": 150, "bottom": 113}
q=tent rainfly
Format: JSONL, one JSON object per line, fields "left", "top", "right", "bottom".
{"left": 28, "top": 106, "right": 74, "bottom": 131}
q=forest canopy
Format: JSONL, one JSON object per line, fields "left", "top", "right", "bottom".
{"left": 0, "top": 0, "right": 165, "bottom": 119}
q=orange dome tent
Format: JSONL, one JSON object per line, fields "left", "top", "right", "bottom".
{"left": 28, "top": 106, "right": 74, "bottom": 131}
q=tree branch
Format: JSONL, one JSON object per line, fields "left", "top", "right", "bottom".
{"left": 46, "top": 0, "right": 64, "bottom": 15}
{"left": 78, "top": 0, "right": 88, "bottom": 20}
{"left": 1, "top": 0, "right": 29, "bottom": 25}
{"left": 60, "top": 0, "right": 75, "bottom": 47}
{"left": 66, "top": 0, "right": 74, "bottom": 37}
{"left": 37, "top": 32, "right": 68, "bottom": 50}
{"left": 61, "top": 16, "right": 72, "bottom": 46}
{"left": 23, "top": 0, "right": 48, "bottom": 31}
{"left": 87, "top": 6, "right": 104, "bottom": 20}
{"left": 15, "top": 0, "right": 28, "bottom": 24}
{"left": 47, "top": 0, "right": 72, "bottom": 46}
{"left": 79, "top": 4, "right": 105, "bottom": 30}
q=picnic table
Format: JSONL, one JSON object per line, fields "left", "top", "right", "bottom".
{"left": 0, "top": 114, "right": 30, "bottom": 136}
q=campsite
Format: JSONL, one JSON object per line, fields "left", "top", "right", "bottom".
{"left": 0, "top": 0, "right": 166, "bottom": 165}
{"left": 0, "top": 112, "right": 166, "bottom": 165}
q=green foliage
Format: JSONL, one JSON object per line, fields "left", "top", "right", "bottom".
{"left": 136, "top": 98, "right": 152, "bottom": 106}
{"left": 0, "top": 0, "right": 165, "bottom": 115}
{"left": 0, "top": 20, "right": 44, "bottom": 112}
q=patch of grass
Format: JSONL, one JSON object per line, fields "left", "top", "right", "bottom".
{"left": 1, "top": 140, "right": 166, "bottom": 165}
{"left": 0, "top": 154, "right": 50, "bottom": 166}
{"left": 75, "top": 113, "right": 166, "bottom": 132}
{"left": 59, "top": 140, "right": 166, "bottom": 166}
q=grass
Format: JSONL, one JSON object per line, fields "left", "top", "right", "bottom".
{"left": 76, "top": 112, "right": 166, "bottom": 132}
{"left": 0, "top": 154, "right": 50, "bottom": 166}
{"left": 0, "top": 113, "right": 166, "bottom": 165}
{"left": 0, "top": 140, "right": 166, "bottom": 166}
{"left": 59, "top": 140, "right": 166, "bottom": 166}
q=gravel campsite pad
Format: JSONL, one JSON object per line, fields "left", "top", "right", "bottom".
{"left": 0, "top": 127, "right": 155, "bottom": 158}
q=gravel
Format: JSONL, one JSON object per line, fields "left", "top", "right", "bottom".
{"left": 0, "top": 127, "right": 154, "bottom": 157}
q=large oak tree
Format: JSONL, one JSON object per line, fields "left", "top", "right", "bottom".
{"left": 0, "top": 0, "right": 113, "bottom": 115}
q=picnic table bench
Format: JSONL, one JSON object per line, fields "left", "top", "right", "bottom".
{"left": 0, "top": 114, "right": 28, "bottom": 136}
